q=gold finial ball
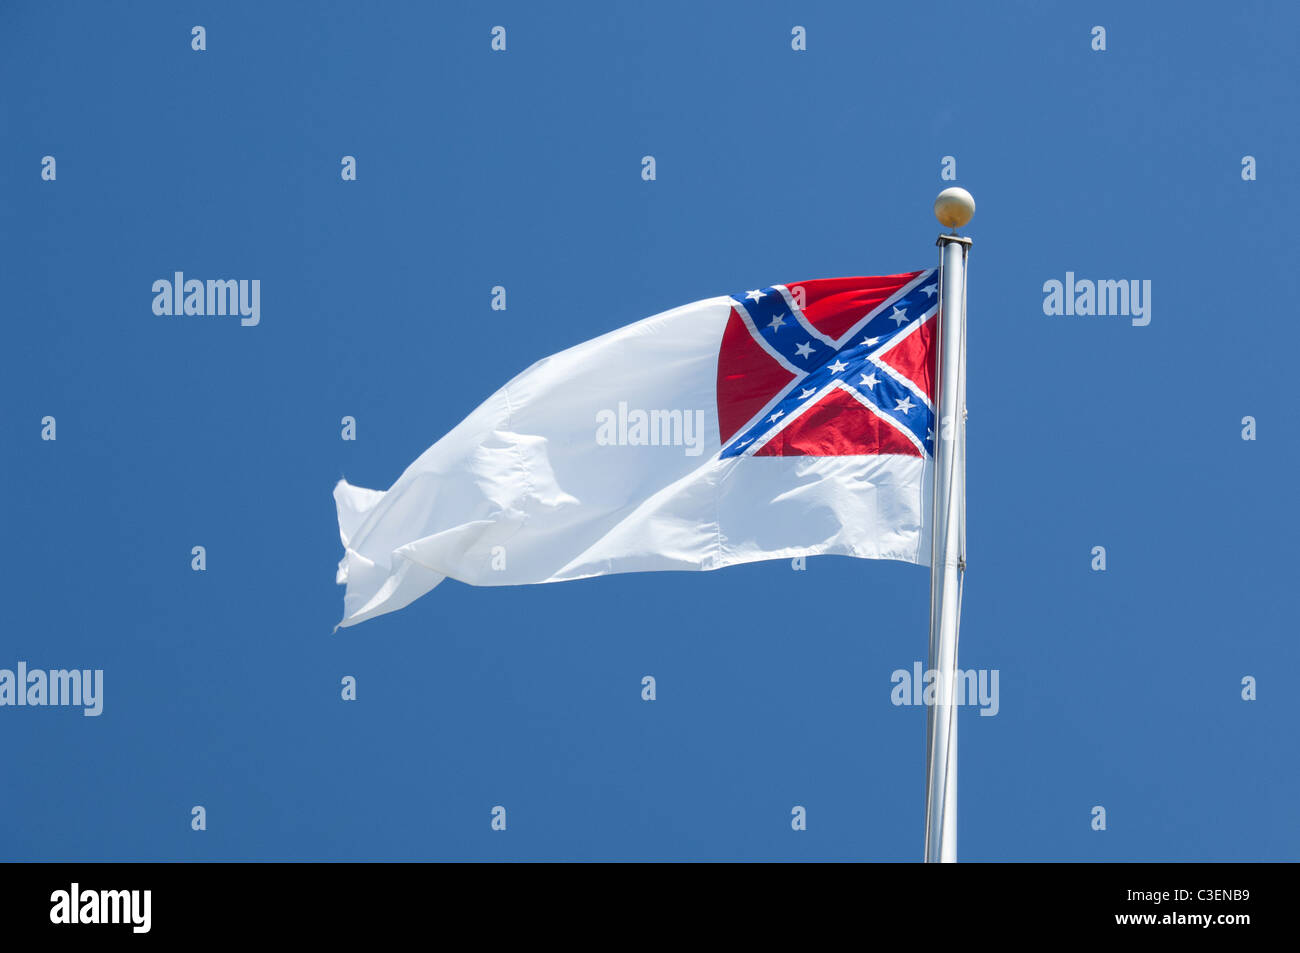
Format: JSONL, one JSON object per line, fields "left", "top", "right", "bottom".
{"left": 934, "top": 187, "right": 975, "bottom": 229}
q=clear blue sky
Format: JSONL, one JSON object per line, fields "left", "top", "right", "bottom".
{"left": 1, "top": 0, "right": 1296, "bottom": 860}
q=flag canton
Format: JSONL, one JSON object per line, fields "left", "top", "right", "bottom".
{"left": 716, "top": 270, "right": 938, "bottom": 458}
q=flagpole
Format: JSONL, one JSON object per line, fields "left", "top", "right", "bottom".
{"left": 924, "top": 188, "right": 974, "bottom": 863}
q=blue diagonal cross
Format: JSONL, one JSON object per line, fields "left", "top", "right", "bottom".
{"left": 721, "top": 274, "right": 938, "bottom": 458}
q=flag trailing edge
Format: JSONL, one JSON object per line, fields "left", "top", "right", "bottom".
{"left": 335, "top": 270, "right": 940, "bottom": 628}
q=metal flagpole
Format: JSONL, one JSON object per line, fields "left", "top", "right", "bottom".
{"left": 924, "top": 188, "right": 974, "bottom": 863}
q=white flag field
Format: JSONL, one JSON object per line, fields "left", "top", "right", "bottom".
{"left": 335, "top": 270, "right": 940, "bottom": 628}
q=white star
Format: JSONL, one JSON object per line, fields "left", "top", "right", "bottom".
{"left": 767, "top": 313, "right": 786, "bottom": 330}
{"left": 745, "top": 289, "right": 765, "bottom": 302}
{"left": 828, "top": 359, "right": 847, "bottom": 374}
{"left": 894, "top": 396, "right": 915, "bottom": 414}
{"left": 862, "top": 336, "right": 880, "bottom": 346}
{"left": 926, "top": 428, "right": 934, "bottom": 442}
{"left": 738, "top": 438, "right": 753, "bottom": 447}
{"left": 768, "top": 409, "right": 785, "bottom": 423}
{"left": 921, "top": 283, "right": 937, "bottom": 298}
{"left": 794, "top": 342, "right": 814, "bottom": 359}
{"left": 799, "top": 387, "right": 817, "bottom": 399}
{"left": 889, "top": 306, "right": 909, "bottom": 325}
{"left": 859, "top": 372, "right": 879, "bottom": 389}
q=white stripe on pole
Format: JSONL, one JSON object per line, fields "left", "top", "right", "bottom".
{"left": 924, "top": 188, "right": 973, "bottom": 863}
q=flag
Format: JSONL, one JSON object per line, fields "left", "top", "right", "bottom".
{"left": 335, "top": 269, "right": 939, "bottom": 627}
